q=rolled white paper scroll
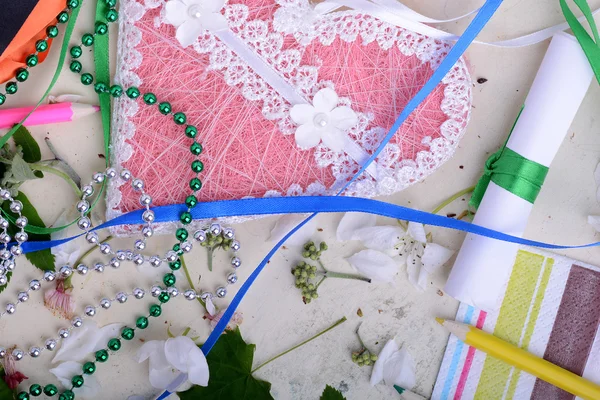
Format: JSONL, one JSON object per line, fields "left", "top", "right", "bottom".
{"left": 444, "top": 32, "right": 594, "bottom": 311}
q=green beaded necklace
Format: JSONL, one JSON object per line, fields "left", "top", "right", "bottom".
{"left": 9, "top": 0, "right": 208, "bottom": 397}
{"left": 16, "top": 302, "right": 166, "bottom": 400}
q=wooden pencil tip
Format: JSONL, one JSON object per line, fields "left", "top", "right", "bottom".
{"left": 435, "top": 317, "right": 445, "bottom": 326}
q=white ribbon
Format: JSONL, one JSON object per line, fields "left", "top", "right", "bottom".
{"left": 215, "top": 29, "right": 379, "bottom": 178}
{"left": 320, "top": 0, "right": 600, "bottom": 48}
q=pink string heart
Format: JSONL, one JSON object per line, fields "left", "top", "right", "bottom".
{"left": 108, "top": 0, "right": 472, "bottom": 232}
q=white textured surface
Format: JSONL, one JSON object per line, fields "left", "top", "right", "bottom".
{"left": 1, "top": 0, "right": 599, "bottom": 399}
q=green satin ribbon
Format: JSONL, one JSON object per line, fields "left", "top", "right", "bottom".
{"left": 561, "top": 0, "right": 600, "bottom": 85}
{"left": 95, "top": 0, "right": 111, "bottom": 162}
{"left": 469, "top": 146, "right": 549, "bottom": 209}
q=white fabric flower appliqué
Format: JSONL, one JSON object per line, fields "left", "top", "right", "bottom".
{"left": 290, "top": 88, "right": 358, "bottom": 151}
{"left": 165, "top": 0, "right": 228, "bottom": 47}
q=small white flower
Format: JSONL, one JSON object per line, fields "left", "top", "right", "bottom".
{"left": 269, "top": 214, "right": 319, "bottom": 246}
{"left": 53, "top": 321, "right": 123, "bottom": 364}
{"left": 370, "top": 339, "right": 416, "bottom": 389}
{"left": 136, "top": 336, "right": 209, "bottom": 391}
{"left": 50, "top": 361, "right": 101, "bottom": 399}
{"left": 165, "top": 0, "right": 228, "bottom": 47}
{"left": 338, "top": 213, "right": 454, "bottom": 290}
{"left": 290, "top": 88, "right": 358, "bottom": 151}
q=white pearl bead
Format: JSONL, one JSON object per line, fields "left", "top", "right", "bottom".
{"left": 44, "top": 271, "right": 56, "bottom": 282}
{"left": 109, "top": 258, "right": 120, "bottom": 269}
{"left": 77, "top": 264, "right": 89, "bottom": 275}
{"left": 72, "top": 316, "right": 83, "bottom": 328}
{"left": 142, "top": 226, "right": 153, "bottom": 238}
{"left": 133, "top": 288, "right": 145, "bottom": 299}
{"left": 9, "top": 200, "right": 23, "bottom": 213}
{"left": 17, "top": 291, "right": 28, "bottom": 303}
{"left": 76, "top": 200, "right": 90, "bottom": 213}
{"left": 0, "top": 347, "right": 6, "bottom": 358}
{"left": 12, "top": 349, "right": 24, "bottom": 360}
{"left": 184, "top": 289, "right": 196, "bottom": 300}
{"left": 77, "top": 217, "right": 91, "bottom": 230}
{"left": 100, "top": 298, "right": 111, "bottom": 309}
{"left": 15, "top": 217, "right": 27, "bottom": 228}
{"left": 116, "top": 292, "right": 128, "bottom": 303}
{"left": 85, "top": 306, "right": 96, "bottom": 317}
{"left": 45, "top": 339, "right": 57, "bottom": 351}
{"left": 120, "top": 169, "right": 132, "bottom": 181}
{"left": 29, "top": 279, "right": 41, "bottom": 291}
{"left": 149, "top": 256, "right": 162, "bottom": 268}
{"left": 94, "top": 263, "right": 105, "bottom": 273}
{"left": 216, "top": 287, "right": 227, "bottom": 298}
{"left": 58, "top": 329, "right": 70, "bottom": 339}
{"left": 313, "top": 112, "right": 329, "bottom": 128}
{"left": 231, "top": 257, "right": 241, "bottom": 268}
{"left": 29, "top": 347, "right": 41, "bottom": 358}
{"left": 92, "top": 172, "right": 105, "bottom": 183}
{"left": 82, "top": 185, "right": 94, "bottom": 197}
{"left": 6, "top": 303, "right": 16, "bottom": 314}
{"left": 60, "top": 265, "right": 73, "bottom": 277}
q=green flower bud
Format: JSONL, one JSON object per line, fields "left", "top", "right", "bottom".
{"left": 310, "top": 254, "right": 318, "bottom": 260}
{"left": 294, "top": 269, "right": 301, "bottom": 276}
{"left": 312, "top": 292, "right": 319, "bottom": 299}
{"left": 301, "top": 271, "right": 308, "bottom": 278}
{"left": 370, "top": 354, "right": 378, "bottom": 361}
{"left": 309, "top": 245, "right": 316, "bottom": 252}
{"left": 320, "top": 242, "right": 328, "bottom": 250}
{"left": 308, "top": 273, "right": 316, "bottom": 279}
{"left": 308, "top": 283, "right": 315, "bottom": 290}
{"left": 302, "top": 251, "right": 310, "bottom": 258}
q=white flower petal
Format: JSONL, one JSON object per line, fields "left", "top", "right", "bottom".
{"left": 201, "top": 0, "right": 225, "bottom": 12}
{"left": 165, "top": 0, "right": 188, "bottom": 26}
{"left": 370, "top": 339, "right": 399, "bottom": 386}
{"left": 199, "top": 13, "right": 228, "bottom": 32}
{"left": 290, "top": 104, "right": 316, "bottom": 125}
{"left": 205, "top": 297, "right": 217, "bottom": 316}
{"left": 421, "top": 243, "right": 454, "bottom": 274}
{"left": 330, "top": 106, "right": 358, "bottom": 130}
{"left": 407, "top": 222, "right": 427, "bottom": 243}
{"left": 313, "top": 88, "right": 339, "bottom": 112}
{"left": 295, "top": 123, "right": 321, "bottom": 149}
{"left": 406, "top": 247, "right": 426, "bottom": 291}
{"left": 50, "top": 362, "right": 101, "bottom": 399}
{"left": 53, "top": 321, "right": 123, "bottom": 364}
{"left": 165, "top": 336, "right": 198, "bottom": 372}
{"left": 150, "top": 366, "right": 180, "bottom": 390}
{"left": 347, "top": 249, "right": 398, "bottom": 283}
{"left": 321, "top": 127, "right": 346, "bottom": 152}
{"left": 269, "top": 214, "right": 317, "bottom": 246}
{"left": 176, "top": 19, "right": 204, "bottom": 47}
{"left": 382, "top": 348, "right": 416, "bottom": 389}
{"left": 136, "top": 340, "right": 166, "bottom": 363}
{"left": 186, "top": 348, "right": 210, "bottom": 386}
{"left": 589, "top": 215, "right": 600, "bottom": 232}
{"left": 336, "top": 212, "right": 377, "bottom": 242}
{"left": 352, "top": 226, "right": 406, "bottom": 252}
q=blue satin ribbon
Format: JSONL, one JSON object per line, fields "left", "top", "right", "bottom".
{"left": 152, "top": 1, "right": 507, "bottom": 398}
{"left": 19, "top": 195, "right": 600, "bottom": 253}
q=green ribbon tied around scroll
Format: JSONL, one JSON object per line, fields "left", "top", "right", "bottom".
{"left": 561, "top": 0, "right": 600, "bottom": 85}
{"left": 469, "top": 147, "right": 549, "bottom": 210}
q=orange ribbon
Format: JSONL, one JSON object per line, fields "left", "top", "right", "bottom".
{"left": 0, "top": 0, "right": 65, "bottom": 84}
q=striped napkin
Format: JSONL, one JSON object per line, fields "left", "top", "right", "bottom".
{"left": 432, "top": 247, "right": 600, "bottom": 400}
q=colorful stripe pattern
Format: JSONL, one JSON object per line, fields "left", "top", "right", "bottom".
{"left": 531, "top": 265, "right": 600, "bottom": 399}
{"left": 432, "top": 248, "right": 600, "bottom": 400}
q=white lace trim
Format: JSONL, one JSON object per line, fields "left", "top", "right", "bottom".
{"left": 108, "top": 0, "right": 472, "bottom": 235}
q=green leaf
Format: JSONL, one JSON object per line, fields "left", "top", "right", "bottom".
{"left": 320, "top": 385, "right": 346, "bottom": 400}
{"left": 2, "top": 192, "right": 55, "bottom": 271}
{"left": 10, "top": 153, "right": 38, "bottom": 182}
{"left": 179, "top": 328, "right": 274, "bottom": 400}
{"left": 0, "top": 368, "right": 15, "bottom": 399}
{"left": 12, "top": 126, "right": 41, "bottom": 163}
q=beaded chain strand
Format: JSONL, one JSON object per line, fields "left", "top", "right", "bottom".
{"left": 0, "top": 0, "right": 243, "bottom": 397}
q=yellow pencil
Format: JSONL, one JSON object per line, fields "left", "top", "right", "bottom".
{"left": 436, "top": 318, "right": 600, "bottom": 400}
